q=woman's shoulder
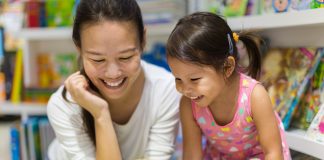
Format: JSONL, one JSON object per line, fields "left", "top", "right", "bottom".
{"left": 141, "top": 60, "right": 174, "bottom": 82}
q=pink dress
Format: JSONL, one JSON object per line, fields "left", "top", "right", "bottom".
{"left": 191, "top": 73, "right": 291, "bottom": 160}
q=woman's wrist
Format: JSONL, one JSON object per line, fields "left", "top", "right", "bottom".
{"left": 94, "top": 107, "right": 111, "bottom": 123}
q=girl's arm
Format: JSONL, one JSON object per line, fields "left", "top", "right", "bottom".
{"left": 251, "top": 84, "right": 284, "bottom": 160}
{"left": 64, "top": 72, "right": 122, "bottom": 160}
{"left": 180, "top": 96, "right": 204, "bottom": 160}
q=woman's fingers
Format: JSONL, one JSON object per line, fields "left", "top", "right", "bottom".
{"left": 63, "top": 71, "right": 109, "bottom": 118}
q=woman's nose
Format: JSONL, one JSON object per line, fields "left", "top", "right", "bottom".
{"left": 104, "top": 63, "right": 122, "bottom": 78}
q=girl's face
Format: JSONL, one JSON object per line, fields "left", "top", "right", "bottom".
{"left": 168, "top": 57, "right": 226, "bottom": 107}
{"left": 79, "top": 21, "right": 143, "bottom": 100}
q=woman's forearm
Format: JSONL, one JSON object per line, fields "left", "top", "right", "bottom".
{"left": 95, "top": 110, "right": 122, "bottom": 160}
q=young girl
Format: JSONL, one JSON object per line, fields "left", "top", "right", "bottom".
{"left": 166, "top": 12, "right": 291, "bottom": 160}
{"left": 47, "top": 0, "right": 180, "bottom": 159}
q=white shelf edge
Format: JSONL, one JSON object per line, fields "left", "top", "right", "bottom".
{"left": 285, "top": 129, "right": 324, "bottom": 159}
{"left": 14, "top": 22, "right": 177, "bottom": 40}
{"left": 0, "top": 102, "right": 47, "bottom": 116}
{"left": 146, "top": 22, "right": 176, "bottom": 36}
{"left": 16, "top": 27, "right": 73, "bottom": 40}
{"left": 227, "top": 8, "right": 324, "bottom": 31}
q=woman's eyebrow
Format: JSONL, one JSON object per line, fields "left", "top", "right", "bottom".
{"left": 84, "top": 50, "right": 103, "bottom": 55}
{"left": 118, "top": 47, "right": 137, "bottom": 54}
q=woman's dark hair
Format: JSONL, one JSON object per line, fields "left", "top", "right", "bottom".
{"left": 62, "top": 0, "right": 145, "bottom": 146}
{"left": 166, "top": 12, "right": 261, "bottom": 80}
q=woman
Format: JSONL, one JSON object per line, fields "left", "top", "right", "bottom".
{"left": 47, "top": 0, "right": 180, "bottom": 159}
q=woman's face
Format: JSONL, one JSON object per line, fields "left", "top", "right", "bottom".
{"left": 79, "top": 21, "right": 143, "bottom": 100}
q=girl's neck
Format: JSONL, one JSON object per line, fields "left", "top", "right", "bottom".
{"left": 215, "top": 72, "right": 240, "bottom": 103}
{"left": 209, "top": 72, "right": 241, "bottom": 125}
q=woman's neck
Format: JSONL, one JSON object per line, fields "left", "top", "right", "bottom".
{"left": 108, "top": 68, "right": 145, "bottom": 124}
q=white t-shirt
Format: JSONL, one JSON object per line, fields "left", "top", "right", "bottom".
{"left": 47, "top": 61, "right": 180, "bottom": 160}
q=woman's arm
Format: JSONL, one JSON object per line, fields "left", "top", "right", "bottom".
{"left": 180, "top": 96, "right": 204, "bottom": 160}
{"left": 64, "top": 71, "right": 122, "bottom": 160}
{"left": 47, "top": 91, "right": 96, "bottom": 160}
{"left": 251, "top": 84, "right": 283, "bottom": 160}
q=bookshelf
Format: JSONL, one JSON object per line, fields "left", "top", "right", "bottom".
{"left": 227, "top": 8, "right": 324, "bottom": 47}
{"left": 286, "top": 129, "right": 324, "bottom": 159}
{"left": 0, "top": 102, "right": 46, "bottom": 120}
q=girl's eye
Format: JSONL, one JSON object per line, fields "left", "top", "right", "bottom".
{"left": 190, "top": 78, "right": 201, "bottom": 81}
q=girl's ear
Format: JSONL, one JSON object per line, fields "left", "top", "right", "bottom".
{"left": 224, "top": 56, "right": 236, "bottom": 78}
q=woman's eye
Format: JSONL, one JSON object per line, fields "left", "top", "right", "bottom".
{"left": 120, "top": 56, "right": 133, "bottom": 61}
{"left": 92, "top": 59, "right": 104, "bottom": 63}
{"left": 190, "top": 78, "right": 201, "bottom": 81}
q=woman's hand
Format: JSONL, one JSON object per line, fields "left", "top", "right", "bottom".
{"left": 64, "top": 71, "right": 109, "bottom": 119}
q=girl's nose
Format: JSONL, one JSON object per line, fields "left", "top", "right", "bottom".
{"left": 180, "top": 84, "right": 193, "bottom": 96}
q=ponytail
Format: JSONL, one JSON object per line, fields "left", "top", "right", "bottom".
{"left": 237, "top": 31, "right": 262, "bottom": 80}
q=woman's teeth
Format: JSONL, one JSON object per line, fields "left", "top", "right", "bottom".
{"left": 104, "top": 79, "right": 123, "bottom": 87}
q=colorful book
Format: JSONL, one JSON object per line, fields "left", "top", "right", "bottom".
{"left": 307, "top": 103, "right": 324, "bottom": 143}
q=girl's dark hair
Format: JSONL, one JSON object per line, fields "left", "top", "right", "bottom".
{"left": 62, "top": 0, "right": 144, "bottom": 146}
{"left": 166, "top": 12, "right": 261, "bottom": 80}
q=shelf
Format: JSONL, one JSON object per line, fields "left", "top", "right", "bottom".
{"left": 15, "top": 22, "right": 177, "bottom": 41}
{"left": 285, "top": 129, "right": 324, "bottom": 159}
{"left": 16, "top": 27, "right": 73, "bottom": 40}
{"left": 0, "top": 102, "right": 47, "bottom": 116}
{"left": 227, "top": 8, "right": 324, "bottom": 47}
{"left": 146, "top": 22, "right": 176, "bottom": 36}
{"left": 227, "top": 8, "right": 324, "bottom": 31}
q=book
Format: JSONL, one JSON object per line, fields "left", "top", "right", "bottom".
{"left": 10, "top": 48, "right": 23, "bottom": 103}
{"left": 282, "top": 49, "right": 324, "bottom": 129}
{"left": 307, "top": 103, "right": 324, "bottom": 143}
{"left": 10, "top": 123, "right": 21, "bottom": 160}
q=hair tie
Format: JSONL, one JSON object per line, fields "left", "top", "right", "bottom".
{"left": 233, "top": 32, "right": 239, "bottom": 43}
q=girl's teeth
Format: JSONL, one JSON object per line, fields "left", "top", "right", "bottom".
{"left": 190, "top": 96, "right": 199, "bottom": 100}
{"left": 104, "top": 79, "right": 123, "bottom": 87}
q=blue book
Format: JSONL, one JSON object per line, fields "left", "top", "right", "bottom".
{"left": 10, "top": 125, "right": 20, "bottom": 160}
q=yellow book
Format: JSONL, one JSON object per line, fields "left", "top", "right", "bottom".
{"left": 11, "top": 48, "right": 23, "bottom": 103}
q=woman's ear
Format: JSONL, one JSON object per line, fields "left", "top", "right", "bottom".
{"left": 224, "top": 56, "right": 236, "bottom": 78}
{"left": 75, "top": 46, "right": 82, "bottom": 55}
{"left": 141, "top": 27, "right": 147, "bottom": 52}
